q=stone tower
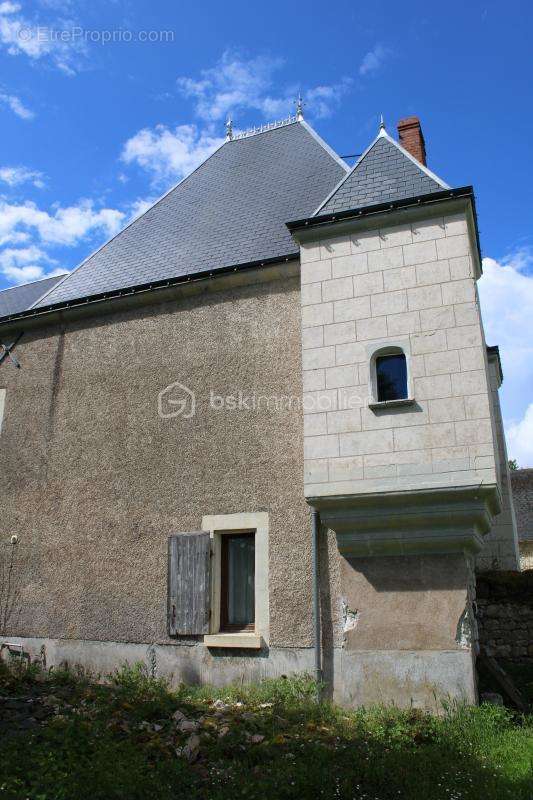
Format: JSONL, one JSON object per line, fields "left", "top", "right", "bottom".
{"left": 288, "top": 117, "right": 519, "bottom": 706}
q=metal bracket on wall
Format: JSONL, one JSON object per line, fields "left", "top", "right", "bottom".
{"left": 0, "top": 331, "right": 23, "bottom": 368}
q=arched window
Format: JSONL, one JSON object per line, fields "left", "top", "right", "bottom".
{"left": 375, "top": 352, "right": 408, "bottom": 402}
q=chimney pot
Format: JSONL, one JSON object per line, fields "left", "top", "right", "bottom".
{"left": 397, "top": 116, "right": 427, "bottom": 166}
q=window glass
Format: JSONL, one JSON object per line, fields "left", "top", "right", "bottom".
{"left": 376, "top": 353, "right": 407, "bottom": 401}
{"left": 221, "top": 533, "right": 255, "bottom": 630}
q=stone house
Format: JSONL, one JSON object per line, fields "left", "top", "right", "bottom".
{"left": 0, "top": 112, "right": 520, "bottom": 708}
{"left": 510, "top": 469, "right": 533, "bottom": 569}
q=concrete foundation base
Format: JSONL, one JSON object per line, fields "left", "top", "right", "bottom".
{"left": 2, "top": 636, "right": 477, "bottom": 711}
{"left": 332, "top": 649, "right": 477, "bottom": 708}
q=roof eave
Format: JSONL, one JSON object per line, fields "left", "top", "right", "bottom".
{"left": 0, "top": 252, "right": 300, "bottom": 330}
{"left": 287, "top": 185, "right": 483, "bottom": 280}
{"left": 287, "top": 186, "right": 474, "bottom": 231}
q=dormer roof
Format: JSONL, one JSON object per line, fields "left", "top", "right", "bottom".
{"left": 314, "top": 126, "right": 449, "bottom": 218}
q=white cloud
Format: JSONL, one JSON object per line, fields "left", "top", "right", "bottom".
{"left": 121, "top": 124, "right": 224, "bottom": 185}
{"left": 0, "top": 3, "right": 19, "bottom": 14}
{"left": 359, "top": 44, "right": 392, "bottom": 76}
{"left": 479, "top": 250, "right": 533, "bottom": 390}
{"left": 177, "top": 50, "right": 351, "bottom": 123}
{"left": 122, "top": 51, "right": 353, "bottom": 186}
{"left": 0, "top": 165, "right": 45, "bottom": 187}
{"left": 0, "top": 243, "right": 68, "bottom": 284}
{"left": 0, "top": 1, "right": 85, "bottom": 75}
{"left": 0, "top": 90, "right": 34, "bottom": 119}
{"left": 0, "top": 244, "right": 61, "bottom": 283}
{"left": 304, "top": 82, "right": 352, "bottom": 120}
{"left": 0, "top": 198, "right": 124, "bottom": 247}
{"left": 0, "top": 197, "right": 125, "bottom": 287}
{"left": 506, "top": 404, "right": 533, "bottom": 467}
{"left": 177, "top": 52, "right": 284, "bottom": 122}
{"left": 3, "top": 263, "right": 65, "bottom": 283}
{"left": 479, "top": 249, "right": 533, "bottom": 466}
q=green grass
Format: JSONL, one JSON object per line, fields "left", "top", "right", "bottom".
{"left": 0, "top": 660, "right": 531, "bottom": 800}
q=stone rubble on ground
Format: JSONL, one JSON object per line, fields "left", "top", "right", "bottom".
{"left": 178, "top": 718, "right": 199, "bottom": 733}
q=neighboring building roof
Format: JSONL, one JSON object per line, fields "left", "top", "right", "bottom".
{"left": 511, "top": 468, "right": 533, "bottom": 543}
{"left": 314, "top": 126, "right": 449, "bottom": 218}
{"left": 31, "top": 120, "right": 347, "bottom": 310}
{"left": 0, "top": 274, "right": 66, "bottom": 317}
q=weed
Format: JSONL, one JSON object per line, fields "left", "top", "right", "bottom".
{"left": 0, "top": 660, "right": 531, "bottom": 800}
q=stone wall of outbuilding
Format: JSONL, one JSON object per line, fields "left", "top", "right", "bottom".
{"left": 476, "top": 571, "right": 533, "bottom": 662}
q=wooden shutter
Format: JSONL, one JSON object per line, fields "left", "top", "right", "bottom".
{"left": 168, "top": 532, "right": 211, "bottom": 635}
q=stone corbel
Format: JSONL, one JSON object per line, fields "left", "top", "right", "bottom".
{"left": 310, "top": 485, "right": 502, "bottom": 557}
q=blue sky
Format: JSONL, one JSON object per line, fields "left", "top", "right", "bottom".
{"left": 0, "top": 0, "right": 532, "bottom": 463}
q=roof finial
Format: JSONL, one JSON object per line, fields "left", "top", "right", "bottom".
{"left": 379, "top": 113, "right": 386, "bottom": 133}
{"left": 225, "top": 115, "right": 233, "bottom": 141}
{"left": 295, "top": 93, "right": 304, "bottom": 121}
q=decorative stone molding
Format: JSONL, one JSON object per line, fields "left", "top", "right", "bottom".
{"left": 310, "top": 485, "right": 502, "bottom": 557}
{"left": 201, "top": 512, "right": 270, "bottom": 645}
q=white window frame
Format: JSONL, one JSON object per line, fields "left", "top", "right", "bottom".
{"left": 201, "top": 512, "right": 269, "bottom": 649}
{"left": 367, "top": 339, "right": 415, "bottom": 410}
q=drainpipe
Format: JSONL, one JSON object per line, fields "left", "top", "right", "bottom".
{"left": 311, "top": 507, "right": 322, "bottom": 696}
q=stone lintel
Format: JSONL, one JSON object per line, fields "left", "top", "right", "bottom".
{"left": 309, "top": 485, "right": 501, "bottom": 557}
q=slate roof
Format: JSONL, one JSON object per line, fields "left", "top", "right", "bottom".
{"left": 315, "top": 127, "right": 449, "bottom": 217}
{"left": 0, "top": 274, "right": 66, "bottom": 317}
{"left": 32, "top": 121, "right": 347, "bottom": 309}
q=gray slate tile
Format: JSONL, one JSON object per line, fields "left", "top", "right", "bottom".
{"left": 317, "top": 135, "right": 446, "bottom": 216}
{"left": 0, "top": 274, "right": 66, "bottom": 317}
{"left": 33, "top": 122, "right": 346, "bottom": 308}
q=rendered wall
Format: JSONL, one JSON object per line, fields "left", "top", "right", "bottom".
{"left": 317, "top": 544, "right": 478, "bottom": 706}
{"left": 0, "top": 268, "right": 313, "bottom": 650}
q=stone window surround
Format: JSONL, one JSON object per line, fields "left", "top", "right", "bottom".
{"left": 367, "top": 338, "right": 415, "bottom": 410}
{"left": 201, "top": 512, "right": 269, "bottom": 649}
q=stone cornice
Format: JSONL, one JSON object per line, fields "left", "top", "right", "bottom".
{"left": 309, "top": 485, "right": 502, "bottom": 557}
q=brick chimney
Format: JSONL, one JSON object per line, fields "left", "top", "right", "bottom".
{"left": 397, "top": 117, "right": 427, "bottom": 166}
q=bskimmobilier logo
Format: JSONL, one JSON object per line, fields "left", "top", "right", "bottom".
{"left": 157, "top": 381, "right": 196, "bottom": 420}
{"left": 157, "top": 380, "right": 362, "bottom": 422}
